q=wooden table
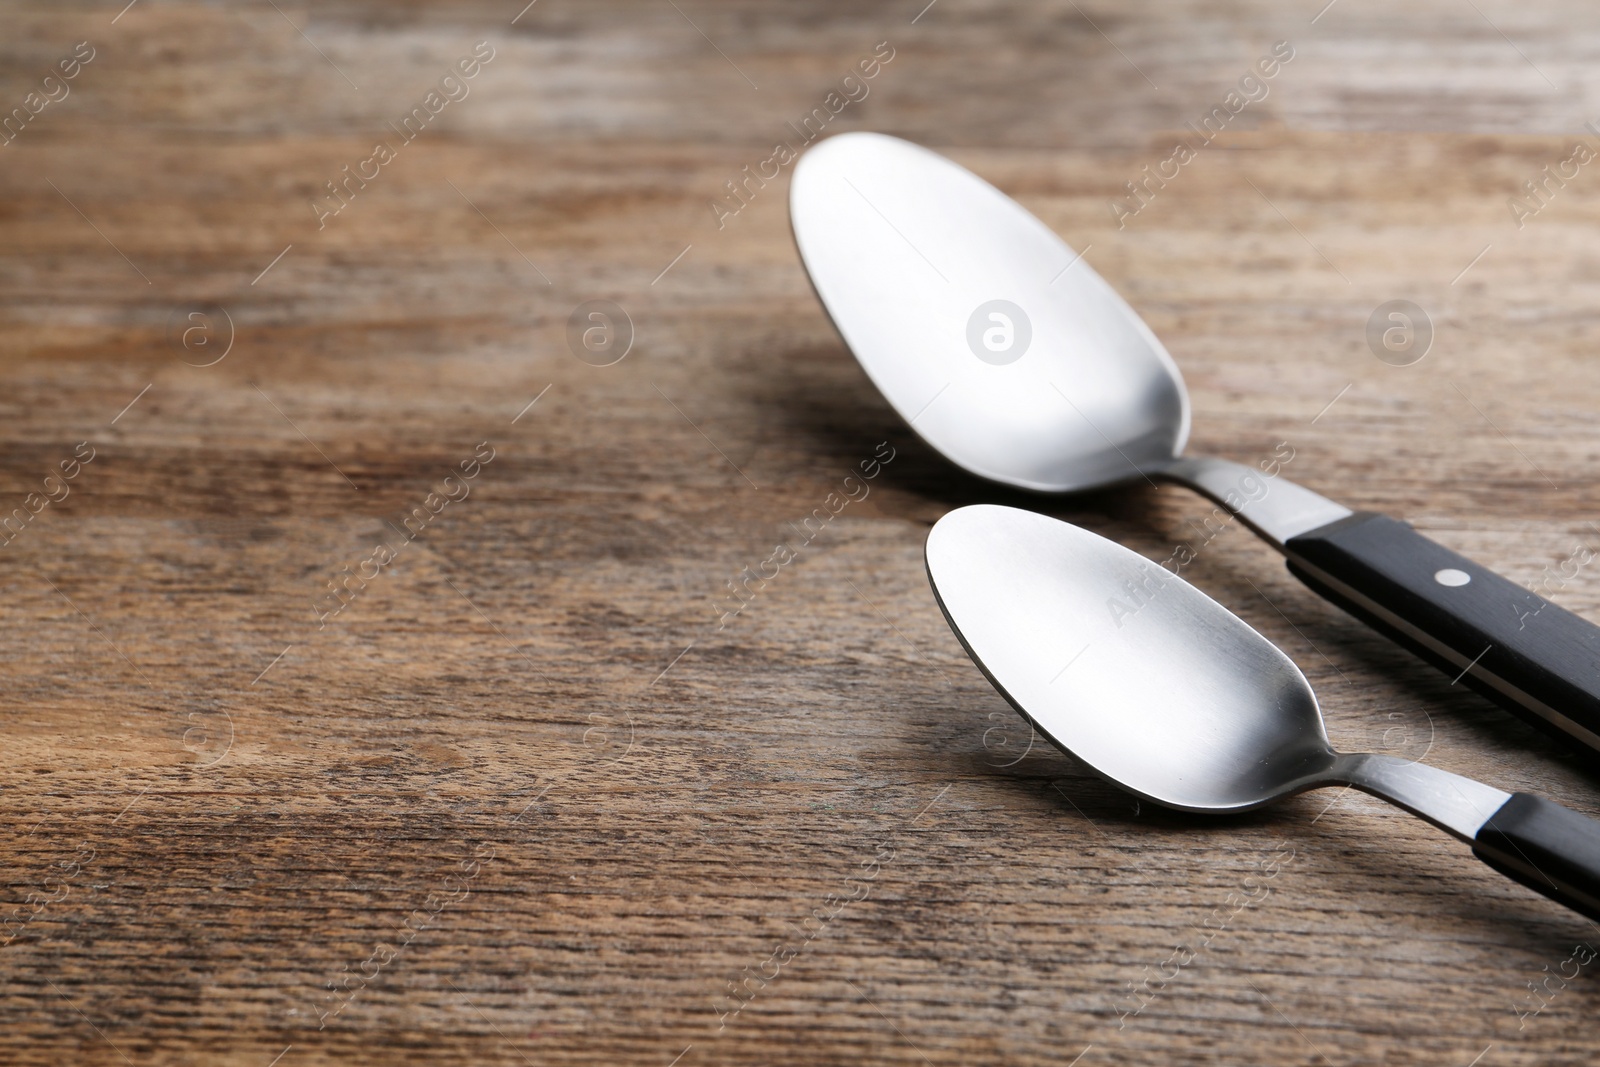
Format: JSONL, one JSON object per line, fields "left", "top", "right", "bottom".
{"left": 5, "top": 1, "right": 1600, "bottom": 1063}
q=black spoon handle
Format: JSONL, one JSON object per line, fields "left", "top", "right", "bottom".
{"left": 1475, "top": 793, "right": 1600, "bottom": 922}
{"left": 1284, "top": 512, "right": 1600, "bottom": 755}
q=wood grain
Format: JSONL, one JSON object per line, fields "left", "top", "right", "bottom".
{"left": 5, "top": 1, "right": 1600, "bottom": 1064}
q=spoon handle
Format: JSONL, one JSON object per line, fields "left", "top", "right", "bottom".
{"left": 1474, "top": 793, "right": 1600, "bottom": 922}
{"left": 1342, "top": 756, "right": 1600, "bottom": 921}
{"left": 1284, "top": 512, "right": 1600, "bottom": 755}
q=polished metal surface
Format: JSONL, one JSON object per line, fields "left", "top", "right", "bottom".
{"left": 791, "top": 132, "right": 1189, "bottom": 493}
{"left": 791, "top": 132, "right": 1350, "bottom": 547}
{"left": 925, "top": 505, "right": 1510, "bottom": 835}
{"left": 1160, "top": 455, "right": 1351, "bottom": 548}
{"left": 1333, "top": 752, "right": 1508, "bottom": 842}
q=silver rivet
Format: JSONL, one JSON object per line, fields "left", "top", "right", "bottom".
{"left": 1434, "top": 568, "right": 1471, "bottom": 587}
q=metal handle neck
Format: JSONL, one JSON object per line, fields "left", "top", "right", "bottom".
{"left": 1331, "top": 751, "right": 1510, "bottom": 844}
{"left": 1158, "top": 454, "right": 1351, "bottom": 549}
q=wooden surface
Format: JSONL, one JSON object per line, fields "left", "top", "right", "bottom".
{"left": 7, "top": 1, "right": 1600, "bottom": 1064}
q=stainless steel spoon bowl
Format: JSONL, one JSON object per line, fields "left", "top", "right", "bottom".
{"left": 792, "top": 133, "right": 1191, "bottom": 493}
{"left": 926, "top": 504, "right": 1600, "bottom": 921}
{"left": 792, "top": 130, "right": 1600, "bottom": 754}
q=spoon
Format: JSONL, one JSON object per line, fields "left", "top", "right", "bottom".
{"left": 790, "top": 131, "right": 1600, "bottom": 756}
{"left": 926, "top": 503, "right": 1600, "bottom": 921}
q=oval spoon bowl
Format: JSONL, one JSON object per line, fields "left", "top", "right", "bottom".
{"left": 791, "top": 131, "right": 1189, "bottom": 492}
{"left": 925, "top": 504, "right": 1335, "bottom": 811}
